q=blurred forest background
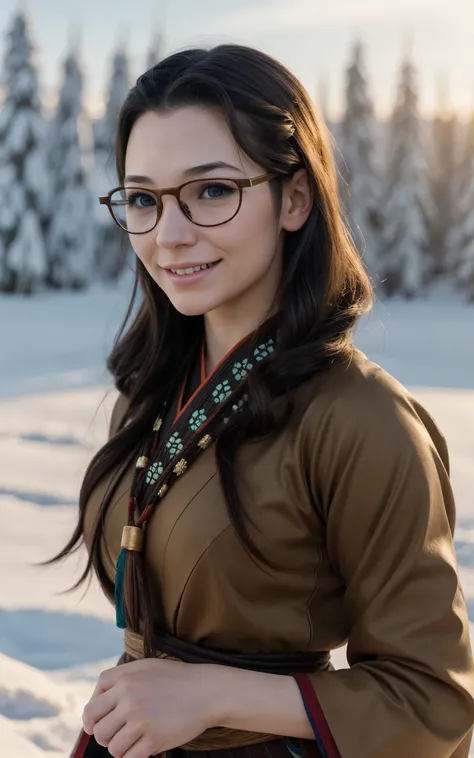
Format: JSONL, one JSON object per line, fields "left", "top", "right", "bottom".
{"left": 0, "top": 8, "right": 473, "bottom": 301}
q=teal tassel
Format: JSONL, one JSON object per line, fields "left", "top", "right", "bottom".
{"left": 114, "top": 547, "right": 127, "bottom": 629}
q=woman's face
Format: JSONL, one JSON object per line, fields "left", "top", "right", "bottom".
{"left": 123, "top": 106, "right": 287, "bottom": 320}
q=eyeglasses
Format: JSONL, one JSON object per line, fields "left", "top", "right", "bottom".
{"left": 98, "top": 172, "right": 279, "bottom": 234}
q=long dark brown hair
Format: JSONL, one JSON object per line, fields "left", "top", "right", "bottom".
{"left": 46, "top": 43, "right": 373, "bottom": 656}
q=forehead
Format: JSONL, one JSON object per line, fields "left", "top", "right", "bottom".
{"left": 125, "top": 107, "right": 250, "bottom": 182}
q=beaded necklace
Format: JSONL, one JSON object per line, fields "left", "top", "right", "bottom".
{"left": 114, "top": 325, "right": 277, "bottom": 628}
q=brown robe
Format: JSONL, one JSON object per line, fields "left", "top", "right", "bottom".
{"left": 83, "top": 348, "right": 474, "bottom": 757}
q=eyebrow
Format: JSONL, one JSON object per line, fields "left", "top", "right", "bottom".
{"left": 124, "top": 161, "right": 242, "bottom": 184}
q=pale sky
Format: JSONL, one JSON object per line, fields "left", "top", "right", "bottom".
{"left": 1, "top": 0, "right": 474, "bottom": 120}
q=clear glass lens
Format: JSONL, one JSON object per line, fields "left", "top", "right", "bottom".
{"left": 180, "top": 179, "right": 240, "bottom": 226}
{"left": 109, "top": 179, "right": 241, "bottom": 232}
{"left": 110, "top": 188, "right": 157, "bottom": 233}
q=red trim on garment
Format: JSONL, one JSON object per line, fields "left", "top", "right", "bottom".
{"left": 293, "top": 673, "right": 341, "bottom": 758}
{"left": 70, "top": 729, "right": 90, "bottom": 758}
{"left": 175, "top": 333, "right": 252, "bottom": 422}
{"left": 200, "top": 341, "right": 207, "bottom": 384}
{"left": 175, "top": 363, "right": 192, "bottom": 421}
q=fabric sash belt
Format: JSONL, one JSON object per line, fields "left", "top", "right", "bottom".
{"left": 122, "top": 628, "right": 331, "bottom": 752}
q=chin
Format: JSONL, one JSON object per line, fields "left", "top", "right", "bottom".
{"left": 168, "top": 297, "right": 220, "bottom": 318}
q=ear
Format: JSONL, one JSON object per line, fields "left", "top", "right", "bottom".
{"left": 279, "top": 168, "right": 313, "bottom": 232}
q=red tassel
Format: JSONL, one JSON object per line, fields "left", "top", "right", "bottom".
{"left": 127, "top": 497, "right": 136, "bottom": 521}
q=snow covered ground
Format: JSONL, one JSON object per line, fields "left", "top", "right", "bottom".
{"left": 1, "top": 281, "right": 473, "bottom": 756}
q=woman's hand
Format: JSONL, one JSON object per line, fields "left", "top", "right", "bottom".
{"left": 82, "top": 658, "right": 218, "bottom": 758}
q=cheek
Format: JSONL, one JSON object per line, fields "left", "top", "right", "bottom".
{"left": 214, "top": 193, "right": 277, "bottom": 252}
{"left": 130, "top": 235, "right": 159, "bottom": 280}
{"left": 130, "top": 235, "right": 151, "bottom": 263}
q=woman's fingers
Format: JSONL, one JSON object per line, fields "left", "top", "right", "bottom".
{"left": 82, "top": 688, "right": 117, "bottom": 734}
{"left": 91, "top": 707, "right": 128, "bottom": 748}
{"left": 107, "top": 724, "right": 149, "bottom": 758}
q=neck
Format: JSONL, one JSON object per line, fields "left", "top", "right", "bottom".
{"left": 203, "top": 245, "right": 283, "bottom": 375}
{"left": 204, "top": 301, "right": 276, "bottom": 376}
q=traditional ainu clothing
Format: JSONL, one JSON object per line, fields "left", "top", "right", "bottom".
{"left": 71, "top": 325, "right": 474, "bottom": 758}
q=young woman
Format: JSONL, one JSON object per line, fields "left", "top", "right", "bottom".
{"left": 58, "top": 44, "right": 473, "bottom": 758}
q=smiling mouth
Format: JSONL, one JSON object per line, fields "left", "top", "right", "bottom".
{"left": 167, "top": 261, "right": 221, "bottom": 276}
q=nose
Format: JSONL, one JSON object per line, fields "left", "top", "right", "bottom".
{"left": 154, "top": 194, "right": 196, "bottom": 249}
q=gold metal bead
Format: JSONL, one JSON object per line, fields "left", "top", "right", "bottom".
{"left": 121, "top": 525, "right": 144, "bottom": 552}
{"left": 173, "top": 458, "right": 187, "bottom": 476}
{"left": 136, "top": 456, "right": 149, "bottom": 468}
{"left": 198, "top": 434, "right": 212, "bottom": 450}
{"left": 158, "top": 484, "right": 168, "bottom": 498}
{"left": 153, "top": 418, "right": 163, "bottom": 432}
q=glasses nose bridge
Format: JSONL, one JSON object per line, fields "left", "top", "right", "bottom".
{"left": 156, "top": 186, "right": 186, "bottom": 218}
{"left": 154, "top": 186, "right": 192, "bottom": 234}
{"left": 158, "top": 186, "right": 182, "bottom": 206}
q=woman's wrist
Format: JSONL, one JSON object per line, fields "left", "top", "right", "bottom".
{"left": 205, "top": 663, "right": 314, "bottom": 740}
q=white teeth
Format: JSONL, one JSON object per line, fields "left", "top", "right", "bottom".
{"left": 170, "top": 262, "right": 216, "bottom": 275}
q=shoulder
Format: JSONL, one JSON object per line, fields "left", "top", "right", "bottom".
{"left": 295, "top": 347, "right": 450, "bottom": 482}
{"left": 289, "top": 351, "right": 457, "bottom": 544}
{"left": 301, "top": 348, "right": 426, "bottom": 420}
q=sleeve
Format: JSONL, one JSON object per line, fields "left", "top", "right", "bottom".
{"left": 294, "top": 370, "right": 474, "bottom": 758}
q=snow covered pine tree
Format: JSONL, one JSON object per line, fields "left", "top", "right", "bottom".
{"left": 93, "top": 46, "right": 131, "bottom": 282}
{"left": 145, "top": 29, "right": 165, "bottom": 73}
{"left": 0, "top": 10, "right": 50, "bottom": 293}
{"left": 428, "top": 94, "right": 459, "bottom": 282}
{"left": 339, "top": 41, "right": 382, "bottom": 279}
{"left": 381, "top": 57, "right": 433, "bottom": 298}
{"left": 447, "top": 115, "right": 474, "bottom": 300}
{"left": 47, "top": 43, "right": 95, "bottom": 289}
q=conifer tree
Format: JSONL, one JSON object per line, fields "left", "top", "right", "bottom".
{"left": 450, "top": 115, "right": 474, "bottom": 299}
{"left": 339, "top": 41, "right": 382, "bottom": 276}
{"left": 381, "top": 57, "right": 432, "bottom": 297}
{"left": 145, "top": 29, "right": 164, "bottom": 72}
{"left": 47, "top": 44, "right": 95, "bottom": 288}
{"left": 0, "top": 10, "right": 50, "bottom": 293}
{"left": 427, "top": 78, "right": 459, "bottom": 279}
{"left": 93, "top": 45, "right": 130, "bottom": 280}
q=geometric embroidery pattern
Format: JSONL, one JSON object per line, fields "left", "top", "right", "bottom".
{"left": 212, "top": 380, "right": 232, "bottom": 404}
{"left": 232, "top": 358, "right": 253, "bottom": 380}
{"left": 189, "top": 408, "right": 207, "bottom": 431}
{"left": 145, "top": 461, "right": 163, "bottom": 485}
{"left": 253, "top": 338, "right": 275, "bottom": 361}
{"left": 166, "top": 432, "right": 184, "bottom": 458}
